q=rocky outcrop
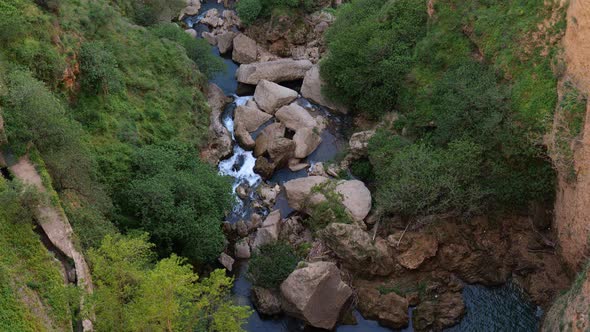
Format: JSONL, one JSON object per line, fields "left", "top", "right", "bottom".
{"left": 217, "top": 31, "right": 236, "bottom": 54}
{"left": 357, "top": 286, "right": 409, "bottom": 329}
{"left": 251, "top": 287, "right": 282, "bottom": 316}
{"left": 252, "top": 210, "right": 281, "bottom": 249}
{"left": 388, "top": 232, "right": 438, "bottom": 270}
{"left": 413, "top": 292, "right": 465, "bottom": 331}
{"left": 236, "top": 59, "right": 313, "bottom": 85}
{"left": 293, "top": 127, "right": 322, "bottom": 158}
{"left": 275, "top": 103, "right": 318, "bottom": 131}
{"left": 201, "top": 8, "right": 223, "bottom": 28}
{"left": 280, "top": 262, "right": 352, "bottom": 330}
{"left": 321, "top": 223, "right": 393, "bottom": 276}
{"left": 301, "top": 65, "right": 348, "bottom": 113}
{"left": 201, "top": 83, "right": 232, "bottom": 165}
{"left": 253, "top": 80, "right": 298, "bottom": 114}
{"left": 232, "top": 34, "right": 258, "bottom": 64}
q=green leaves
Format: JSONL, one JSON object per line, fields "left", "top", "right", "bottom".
{"left": 248, "top": 242, "right": 299, "bottom": 288}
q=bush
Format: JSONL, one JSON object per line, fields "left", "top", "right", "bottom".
{"left": 305, "top": 182, "right": 353, "bottom": 232}
{"left": 236, "top": 0, "right": 263, "bottom": 25}
{"left": 320, "top": 0, "right": 427, "bottom": 118}
{"left": 79, "top": 42, "right": 123, "bottom": 95}
{"left": 248, "top": 242, "right": 298, "bottom": 288}
{"left": 123, "top": 143, "right": 232, "bottom": 263}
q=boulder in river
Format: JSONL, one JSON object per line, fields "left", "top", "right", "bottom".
{"left": 251, "top": 287, "right": 282, "bottom": 316}
{"left": 357, "top": 286, "right": 410, "bottom": 329}
{"left": 301, "top": 65, "right": 348, "bottom": 114}
{"left": 234, "top": 100, "right": 272, "bottom": 132}
{"left": 293, "top": 127, "right": 322, "bottom": 159}
{"left": 254, "top": 80, "right": 298, "bottom": 114}
{"left": 254, "top": 123, "right": 285, "bottom": 157}
{"left": 275, "top": 103, "right": 318, "bottom": 132}
{"left": 232, "top": 33, "right": 258, "bottom": 64}
{"left": 235, "top": 238, "right": 251, "bottom": 259}
{"left": 202, "top": 31, "right": 217, "bottom": 45}
{"left": 236, "top": 59, "right": 313, "bottom": 85}
{"left": 280, "top": 261, "right": 352, "bottom": 330}
{"left": 252, "top": 210, "right": 281, "bottom": 249}
{"left": 218, "top": 253, "right": 235, "bottom": 271}
{"left": 217, "top": 31, "right": 236, "bottom": 54}
{"left": 235, "top": 126, "right": 255, "bottom": 150}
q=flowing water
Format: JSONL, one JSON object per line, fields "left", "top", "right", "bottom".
{"left": 189, "top": 3, "right": 541, "bottom": 330}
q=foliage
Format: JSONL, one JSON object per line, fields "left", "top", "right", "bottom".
{"left": 89, "top": 234, "right": 251, "bottom": 332}
{"left": 320, "top": 0, "right": 427, "bottom": 118}
{"left": 248, "top": 242, "right": 298, "bottom": 288}
{"left": 111, "top": 0, "right": 184, "bottom": 26}
{"left": 150, "top": 23, "right": 225, "bottom": 79}
{"left": 236, "top": 0, "right": 263, "bottom": 25}
{"left": 123, "top": 143, "right": 232, "bottom": 263}
{"left": 0, "top": 178, "right": 76, "bottom": 331}
{"left": 79, "top": 41, "right": 123, "bottom": 95}
{"left": 306, "top": 181, "right": 353, "bottom": 232}
{"left": 236, "top": 0, "right": 317, "bottom": 25}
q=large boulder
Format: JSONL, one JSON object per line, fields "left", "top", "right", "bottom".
{"left": 235, "top": 126, "right": 255, "bottom": 150}
{"left": 293, "top": 127, "right": 322, "bottom": 158}
{"left": 252, "top": 210, "right": 281, "bottom": 249}
{"left": 217, "top": 31, "right": 236, "bottom": 54}
{"left": 254, "top": 123, "right": 285, "bottom": 157}
{"left": 275, "top": 103, "right": 317, "bottom": 131}
{"left": 236, "top": 59, "right": 313, "bottom": 85}
{"left": 201, "top": 8, "right": 223, "bottom": 27}
{"left": 357, "top": 286, "right": 409, "bottom": 329}
{"left": 201, "top": 83, "right": 232, "bottom": 165}
{"left": 283, "top": 176, "right": 330, "bottom": 211}
{"left": 280, "top": 262, "right": 352, "bottom": 330}
{"left": 335, "top": 180, "right": 372, "bottom": 222}
{"left": 251, "top": 287, "right": 282, "bottom": 316}
{"left": 267, "top": 137, "right": 295, "bottom": 162}
{"left": 254, "top": 80, "right": 298, "bottom": 115}
{"left": 301, "top": 65, "right": 348, "bottom": 114}
{"left": 232, "top": 34, "right": 258, "bottom": 64}
{"left": 234, "top": 101, "right": 272, "bottom": 132}
{"left": 321, "top": 223, "right": 393, "bottom": 276}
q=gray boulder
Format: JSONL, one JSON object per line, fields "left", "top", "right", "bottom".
{"left": 236, "top": 59, "right": 313, "bottom": 85}
{"left": 232, "top": 34, "right": 258, "bottom": 64}
{"left": 217, "top": 31, "right": 236, "bottom": 54}
{"left": 293, "top": 127, "right": 322, "bottom": 159}
{"left": 252, "top": 210, "right": 281, "bottom": 249}
{"left": 275, "top": 103, "right": 317, "bottom": 131}
{"left": 254, "top": 80, "right": 298, "bottom": 114}
{"left": 301, "top": 65, "right": 348, "bottom": 114}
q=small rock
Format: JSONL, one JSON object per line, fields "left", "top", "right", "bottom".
{"left": 218, "top": 253, "right": 235, "bottom": 271}
{"left": 235, "top": 238, "right": 251, "bottom": 259}
{"left": 308, "top": 162, "right": 327, "bottom": 177}
{"left": 251, "top": 287, "right": 282, "bottom": 316}
{"left": 217, "top": 31, "right": 236, "bottom": 54}
{"left": 252, "top": 210, "right": 281, "bottom": 249}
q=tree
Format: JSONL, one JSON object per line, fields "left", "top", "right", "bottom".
{"left": 79, "top": 42, "right": 123, "bottom": 95}
{"left": 124, "top": 143, "right": 232, "bottom": 263}
{"left": 89, "top": 234, "right": 251, "bottom": 332}
{"left": 248, "top": 242, "right": 298, "bottom": 288}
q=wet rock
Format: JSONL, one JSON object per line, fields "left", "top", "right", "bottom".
{"left": 179, "top": 3, "right": 201, "bottom": 20}
{"left": 254, "top": 123, "right": 285, "bottom": 157}
{"left": 283, "top": 176, "right": 330, "bottom": 212}
{"left": 252, "top": 287, "right": 283, "bottom": 316}
{"left": 301, "top": 65, "right": 348, "bottom": 114}
{"left": 308, "top": 162, "right": 327, "bottom": 177}
{"left": 252, "top": 210, "right": 281, "bottom": 249}
{"left": 288, "top": 160, "right": 309, "bottom": 172}
{"left": 257, "top": 183, "right": 280, "bottom": 208}
{"left": 254, "top": 157, "right": 276, "bottom": 179}
{"left": 321, "top": 223, "right": 393, "bottom": 276}
{"left": 232, "top": 33, "right": 258, "bottom": 64}
{"left": 217, "top": 31, "right": 236, "bottom": 54}
{"left": 249, "top": 213, "right": 263, "bottom": 232}
{"left": 235, "top": 126, "right": 255, "bottom": 150}
{"left": 202, "top": 83, "right": 232, "bottom": 165}
{"left": 254, "top": 80, "right": 298, "bottom": 115}
{"left": 218, "top": 253, "right": 235, "bottom": 271}
{"left": 293, "top": 127, "right": 322, "bottom": 159}
{"left": 275, "top": 103, "right": 318, "bottom": 131}
{"left": 235, "top": 238, "right": 251, "bottom": 259}
{"left": 412, "top": 292, "right": 465, "bottom": 331}
{"left": 357, "top": 286, "right": 409, "bottom": 329}
{"left": 335, "top": 180, "right": 372, "bottom": 222}
{"left": 236, "top": 184, "right": 249, "bottom": 200}
{"left": 236, "top": 59, "right": 313, "bottom": 85}
{"left": 202, "top": 31, "right": 216, "bottom": 45}
{"left": 267, "top": 137, "right": 296, "bottom": 163}
{"left": 234, "top": 101, "right": 272, "bottom": 133}
{"left": 280, "top": 262, "right": 352, "bottom": 330}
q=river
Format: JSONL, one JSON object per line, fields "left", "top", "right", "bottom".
{"left": 188, "top": 2, "right": 541, "bottom": 331}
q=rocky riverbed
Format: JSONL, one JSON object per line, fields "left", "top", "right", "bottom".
{"left": 187, "top": 1, "right": 570, "bottom": 330}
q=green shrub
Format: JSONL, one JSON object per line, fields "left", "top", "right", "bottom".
{"left": 79, "top": 41, "right": 123, "bottom": 95}
{"left": 236, "top": 0, "right": 263, "bottom": 25}
{"left": 123, "top": 143, "right": 232, "bottom": 263}
{"left": 321, "top": 0, "right": 427, "bottom": 118}
{"left": 248, "top": 242, "right": 298, "bottom": 288}
{"left": 305, "top": 182, "right": 353, "bottom": 232}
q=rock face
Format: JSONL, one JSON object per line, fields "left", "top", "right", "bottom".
{"left": 201, "top": 83, "right": 232, "bottom": 165}
{"left": 234, "top": 101, "right": 272, "bottom": 133}
{"left": 275, "top": 103, "right": 318, "bottom": 131}
{"left": 389, "top": 232, "right": 438, "bottom": 270}
{"left": 251, "top": 287, "right": 282, "bottom": 316}
{"left": 293, "top": 127, "right": 322, "bottom": 159}
{"left": 217, "top": 31, "right": 236, "bottom": 54}
{"left": 335, "top": 180, "right": 372, "bottom": 222}
{"left": 283, "top": 176, "right": 330, "bottom": 211}
{"left": 252, "top": 210, "right": 281, "bottom": 249}
{"left": 236, "top": 59, "right": 314, "bottom": 85}
{"left": 321, "top": 223, "right": 393, "bottom": 276}
{"left": 413, "top": 292, "right": 465, "bottom": 331}
{"left": 280, "top": 262, "right": 352, "bottom": 330}
{"left": 254, "top": 80, "right": 298, "bottom": 114}
{"left": 301, "top": 65, "right": 347, "bottom": 113}
{"left": 357, "top": 287, "right": 409, "bottom": 329}
{"left": 254, "top": 123, "right": 286, "bottom": 157}
{"left": 232, "top": 33, "right": 258, "bottom": 64}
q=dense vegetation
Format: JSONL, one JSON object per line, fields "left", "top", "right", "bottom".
{"left": 0, "top": 0, "right": 247, "bottom": 329}
{"left": 248, "top": 242, "right": 299, "bottom": 288}
{"left": 236, "top": 0, "right": 321, "bottom": 25}
{"left": 322, "top": 0, "right": 564, "bottom": 219}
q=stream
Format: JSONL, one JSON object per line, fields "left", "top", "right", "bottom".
{"left": 188, "top": 2, "right": 542, "bottom": 331}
